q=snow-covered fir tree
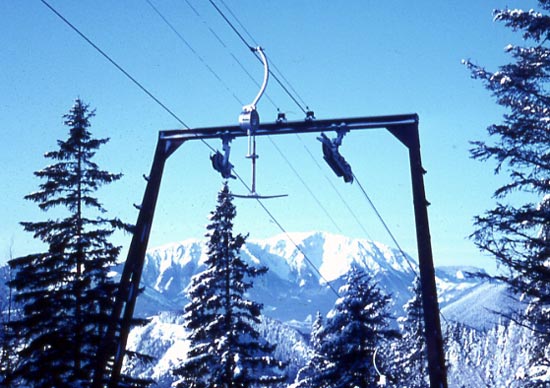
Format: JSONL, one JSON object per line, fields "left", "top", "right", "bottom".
{"left": 0, "top": 264, "right": 19, "bottom": 387}
{"left": 292, "top": 311, "right": 331, "bottom": 388}
{"left": 172, "top": 183, "right": 285, "bottom": 388}
{"left": 393, "top": 277, "right": 428, "bottom": 388}
{"left": 5, "top": 99, "right": 133, "bottom": 387}
{"left": 424, "top": 311, "right": 548, "bottom": 387}
{"left": 463, "top": 2, "right": 550, "bottom": 384}
{"left": 294, "top": 264, "right": 397, "bottom": 388}
{"left": 310, "top": 310, "right": 325, "bottom": 353}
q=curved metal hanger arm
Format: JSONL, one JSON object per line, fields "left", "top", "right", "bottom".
{"left": 249, "top": 46, "right": 269, "bottom": 109}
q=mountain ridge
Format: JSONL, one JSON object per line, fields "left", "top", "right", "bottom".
{"left": 128, "top": 231, "right": 501, "bottom": 330}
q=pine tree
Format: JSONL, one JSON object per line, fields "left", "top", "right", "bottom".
{"left": 6, "top": 99, "right": 129, "bottom": 387}
{"left": 463, "top": 2, "right": 550, "bottom": 382}
{"left": 394, "top": 277, "right": 429, "bottom": 388}
{"left": 172, "top": 183, "right": 285, "bottom": 388}
{"left": 309, "top": 264, "right": 397, "bottom": 388}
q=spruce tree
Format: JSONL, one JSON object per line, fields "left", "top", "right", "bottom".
{"left": 463, "top": 2, "right": 550, "bottom": 382}
{"left": 172, "top": 183, "right": 285, "bottom": 388}
{"left": 312, "top": 264, "right": 397, "bottom": 388}
{"left": 6, "top": 99, "right": 129, "bottom": 387}
{"left": 394, "top": 277, "right": 428, "bottom": 388}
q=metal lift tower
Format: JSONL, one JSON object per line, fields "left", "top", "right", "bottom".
{"left": 93, "top": 113, "right": 448, "bottom": 388}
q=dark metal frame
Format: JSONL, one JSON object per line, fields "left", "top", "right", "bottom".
{"left": 93, "top": 113, "right": 448, "bottom": 388}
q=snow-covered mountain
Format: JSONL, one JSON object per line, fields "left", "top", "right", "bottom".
{"left": 129, "top": 231, "right": 505, "bottom": 329}
{"left": 129, "top": 231, "right": 423, "bottom": 327}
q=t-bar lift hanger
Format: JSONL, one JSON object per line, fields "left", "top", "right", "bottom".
{"left": 213, "top": 46, "right": 287, "bottom": 199}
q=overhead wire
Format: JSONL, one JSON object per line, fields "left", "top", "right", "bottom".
{"left": 39, "top": 0, "right": 230, "bottom": 161}
{"left": 189, "top": 0, "right": 357, "bottom": 238}
{"left": 217, "top": 0, "right": 309, "bottom": 110}
{"left": 145, "top": 0, "right": 243, "bottom": 106}
{"left": 205, "top": 0, "right": 396, "bottom": 253}
{"left": 353, "top": 172, "right": 419, "bottom": 276}
{"left": 209, "top": 0, "right": 420, "bottom": 292}
{"left": 41, "top": 0, "right": 335, "bottom": 303}
{"left": 207, "top": 0, "right": 308, "bottom": 114}
{"left": 49, "top": 0, "right": 415, "bottom": 304}
{"left": 43, "top": 0, "right": 338, "bottom": 299}
{"left": 195, "top": 0, "right": 370, "bottom": 255}
{"left": 39, "top": 0, "right": 192, "bottom": 131}
{"left": 176, "top": 0, "right": 347, "bottom": 238}
{"left": 42, "top": 0, "right": 408, "bottom": 301}
{"left": 354, "top": 171, "right": 489, "bottom": 386}
{"left": 183, "top": 0, "right": 279, "bottom": 111}
{"left": 185, "top": 0, "right": 372, "bottom": 293}
{"left": 179, "top": 0, "right": 330, "bottom": 225}
{"left": 132, "top": 0, "right": 338, "bottom": 297}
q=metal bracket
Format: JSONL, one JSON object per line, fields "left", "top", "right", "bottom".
{"left": 211, "top": 133, "right": 235, "bottom": 179}
{"left": 238, "top": 47, "right": 269, "bottom": 133}
{"left": 318, "top": 127, "right": 353, "bottom": 183}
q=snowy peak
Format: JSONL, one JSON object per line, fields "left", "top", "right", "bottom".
{"left": 245, "top": 231, "right": 417, "bottom": 282}
{"left": 123, "top": 230, "right": 507, "bottom": 331}
{"left": 131, "top": 231, "right": 425, "bottom": 324}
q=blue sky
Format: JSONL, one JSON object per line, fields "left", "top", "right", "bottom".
{"left": 0, "top": 1, "right": 539, "bottom": 270}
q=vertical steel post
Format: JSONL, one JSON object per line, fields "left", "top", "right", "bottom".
{"left": 93, "top": 137, "right": 182, "bottom": 387}
{"left": 406, "top": 126, "right": 448, "bottom": 388}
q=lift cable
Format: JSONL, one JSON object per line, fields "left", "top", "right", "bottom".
{"left": 145, "top": 0, "right": 243, "bottom": 106}
{"left": 39, "top": 0, "right": 192, "bottom": 130}
{"left": 39, "top": 0, "right": 230, "bottom": 161}
{"left": 206, "top": 0, "right": 377, "bottom": 244}
{"left": 217, "top": 0, "right": 310, "bottom": 111}
{"left": 187, "top": 0, "right": 382, "bottom": 278}
{"left": 146, "top": 0, "right": 344, "bottom": 231}
{"left": 155, "top": 1, "right": 353, "bottom": 238}
{"left": 207, "top": 0, "right": 252, "bottom": 51}
{"left": 207, "top": 0, "right": 308, "bottom": 115}
{"left": 183, "top": 0, "right": 279, "bottom": 111}
{"left": 352, "top": 173, "right": 419, "bottom": 277}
